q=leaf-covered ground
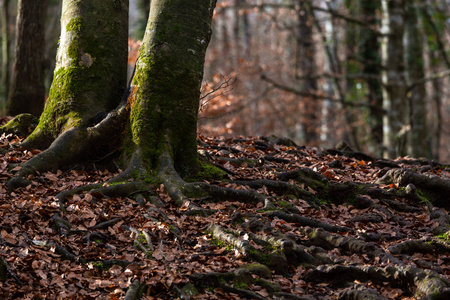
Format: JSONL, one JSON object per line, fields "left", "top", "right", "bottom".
{"left": 1, "top": 125, "right": 450, "bottom": 299}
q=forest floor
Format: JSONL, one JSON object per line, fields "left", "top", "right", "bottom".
{"left": 1, "top": 116, "right": 450, "bottom": 299}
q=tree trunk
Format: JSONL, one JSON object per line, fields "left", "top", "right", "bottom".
{"left": 381, "top": 0, "right": 407, "bottom": 159}
{"left": 0, "top": 0, "right": 10, "bottom": 107}
{"left": 311, "top": 1, "right": 360, "bottom": 150}
{"left": 239, "top": 0, "right": 250, "bottom": 60}
{"left": 405, "top": 0, "right": 428, "bottom": 158}
{"left": 297, "top": 0, "right": 320, "bottom": 145}
{"left": 6, "top": 0, "right": 47, "bottom": 117}
{"left": 344, "top": 0, "right": 361, "bottom": 147}
{"left": 44, "top": 0, "right": 62, "bottom": 95}
{"left": 419, "top": 4, "right": 447, "bottom": 161}
{"left": 6, "top": 0, "right": 216, "bottom": 189}
{"left": 22, "top": 0, "right": 128, "bottom": 149}
{"left": 130, "top": 0, "right": 216, "bottom": 176}
{"left": 427, "top": 47, "right": 442, "bottom": 161}
{"left": 359, "top": 0, "right": 383, "bottom": 156}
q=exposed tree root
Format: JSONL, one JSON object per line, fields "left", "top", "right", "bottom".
{"left": 299, "top": 227, "right": 404, "bottom": 264}
{"left": 4, "top": 132, "right": 450, "bottom": 298}
{"left": 124, "top": 280, "right": 145, "bottom": 300}
{"left": 188, "top": 264, "right": 284, "bottom": 300}
{"left": 376, "top": 168, "right": 450, "bottom": 209}
{"left": 305, "top": 264, "right": 450, "bottom": 299}
{"left": 0, "top": 256, "right": 23, "bottom": 286}
{"left": 6, "top": 103, "right": 130, "bottom": 190}
{"left": 338, "top": 284, "right": 387, "bottom": 300}
{"left": 265, "top": 211, "right": 352, "bottom": 233}
{"left": 21, "top": 228, "right": 141, "bottom": 269}
{"left": 388, "top": 239, "right": 435, "bottom": 255}
{"left": 0, "top": 113, "right": 38, "bottom": 136}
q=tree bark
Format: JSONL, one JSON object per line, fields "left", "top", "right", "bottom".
{"left": 428, "top": 50, "right": 442, "bottom": 161}
{"left": 419, "top": 5, "right": 446, "bottom": 161}
{"left": 130, "top": 0, "right": 216, "bottom": 175}
{"left": 381, "top": 0, "right": 407, "bottom": 158}
{"left": 22, "top": 0, "right": 128, "bottom": 150}
{"left": 359, "top": 0, "right": 383, "bottom": 156}
{"left": 0, "top": 0, "right": 10, "bottom": 108}
{"left": 405, "top": 0, "right": 429, "bottom": 158}
{"left": 5, "top": 0, "right": 216, "bottom": 188}
{"left": 6, "top": 0, "right": 47, "bottom": 117}
{"left": 297, "top": 0, "right": 320, "bottom": 145}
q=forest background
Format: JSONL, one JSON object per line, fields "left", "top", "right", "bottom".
{"left": 0, "top": 0, "right": 449, "bottom": 162}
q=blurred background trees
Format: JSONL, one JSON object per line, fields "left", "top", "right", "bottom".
{"left": 6, "top": 0, "right": 46, "bottom": 117}
{"left": 199, "top": 0, "right": 449, "bottom": 162}
{"left": 0, "top": 0, "right": 449, "bottom": 162}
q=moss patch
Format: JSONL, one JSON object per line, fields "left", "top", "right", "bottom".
{"left": 0, "top": 113, "right": 38, "bottom": 136}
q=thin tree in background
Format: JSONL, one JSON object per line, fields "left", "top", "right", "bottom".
{"left": 420, "top": 3, "right": 448, "bottom": 161}
{"left": 135, "top": 0, "right": 151, "bottom": 39}
{"left": 7, "top": 0, "right": 47, "bottom": 117}
{"left": 381, "top": 0, "right": 407, "bottom": 158}
{"left": 0, "top": 0, "right": 10, "bottom": 108}
{"left": 344, "top": 0, "right": 362, "bottom": 145}
{"left": 44, "top": 0, "right": 62, "bottom": 93}
{"left": 297, "top": 0, "right": 320, "bottom": 145}
{"left": 198, "top": 0, "right": 449, "bottom": 162}
{"left": 405, "top": 0, "right": 428, "bottom": 158}
{"left": 427, "top": 49, "right": 443, "bottom": 161}
{"left": 312, "top": 1, "right": 360, "bottom": 149}
{"left": 359, "top": 0, "right": 383, "bottom": 156}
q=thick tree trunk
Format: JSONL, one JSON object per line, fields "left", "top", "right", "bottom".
{"left": 6, "top": 0, "right": 47, "bottom": 117}
{"left": 22, "top": 0, "right": 128, "bottom": 149}
{"left": 6, "top": 0, "right": 216, "bottom": 187}
{"left": 405, "top": 1, "right": 429, "bottom": 158}
{"left": 130, "top": 0, "right": 216, "bottom": 176}
{"left": 381, "top": 0, "right": 407, "bottom": 158}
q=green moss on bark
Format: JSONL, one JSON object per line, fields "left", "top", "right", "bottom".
{"left": 22, "top": 0, "right": 128, "bottom": 150}
{"left": 129, "top": 0, "right": 216, "bottom": 177}
{"left": 0, "top": 113, "right": 38, "bottom": 136}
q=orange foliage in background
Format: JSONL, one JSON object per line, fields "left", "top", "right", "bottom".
{"left": 128, "top": 38, "right": 141, "bottom": 65}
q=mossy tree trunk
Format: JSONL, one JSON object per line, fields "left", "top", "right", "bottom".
{"left": 129, "top": 0, "right": 216, "bottom": 176}
{"left": 6, "top": 0, "right": 217, "bottom": 188}
{"left": 6, "top": 0, "right": 47, "bottom": 117}
{"left": 22, "top": 0, "right": 128, "bottom": 150}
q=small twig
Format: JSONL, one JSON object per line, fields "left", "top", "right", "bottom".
{"left": 0, "top": 256, "right": 24, "bottom": 286}
{"left": 90, "top": 218, "right": 121, "bottom": 230}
